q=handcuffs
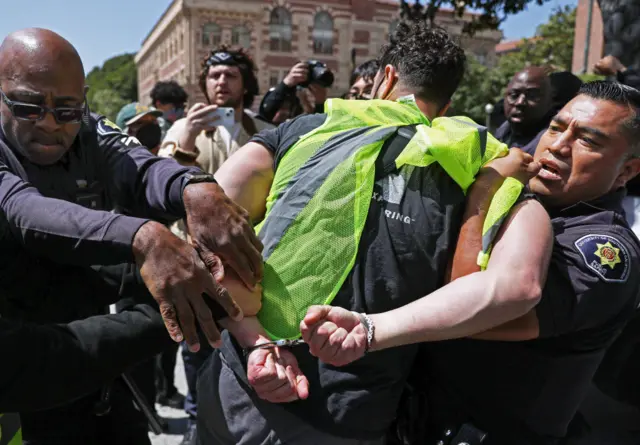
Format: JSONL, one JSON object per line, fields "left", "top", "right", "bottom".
{"left": 242, "top": 312, "right": 375, "bottom": 358}
{"left": 243, "top": 339, "right": 306, "bottom": 358}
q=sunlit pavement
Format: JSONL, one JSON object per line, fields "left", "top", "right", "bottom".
{"left": 149, "top": 352, "right": 188, "bottom": 445}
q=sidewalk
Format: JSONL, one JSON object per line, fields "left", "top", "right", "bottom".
{"left": 149, "top": 352, "right": 188, "bottom": 445}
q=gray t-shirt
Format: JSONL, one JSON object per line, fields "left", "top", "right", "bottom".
{"left": 217, "top": 114, "right": 466, "bottom": 439}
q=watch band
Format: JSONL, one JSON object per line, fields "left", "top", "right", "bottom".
{"left": 184, "top": 172, "right": 217, "bottom": 185}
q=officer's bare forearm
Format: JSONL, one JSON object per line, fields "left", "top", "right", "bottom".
{"left": 369, "top": 199, "right": 552, "bottom": 351}
{"left": 448, "top": 172, "right": 504, "bottom": 281}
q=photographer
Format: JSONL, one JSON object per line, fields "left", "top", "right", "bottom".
{"left": 259, "top": 60, "right": 334, "bottom": 123}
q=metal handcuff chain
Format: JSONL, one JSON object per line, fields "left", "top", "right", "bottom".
{"left": 243, "top": 312, "right": 374, "bottom": 357}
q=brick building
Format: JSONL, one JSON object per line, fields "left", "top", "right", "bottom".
{"left": 135, "top": 0, "right": 502, "bottom": 108}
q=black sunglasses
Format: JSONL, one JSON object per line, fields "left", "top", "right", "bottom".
{"left": 0, "top": 89, "right": 85, "bottom": 124}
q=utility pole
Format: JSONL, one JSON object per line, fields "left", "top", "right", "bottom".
{"left": 582, "top": 0, "right": 595, "bottom": 74}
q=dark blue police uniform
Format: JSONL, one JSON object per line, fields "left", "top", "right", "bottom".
{"left": 0, "top": 114, "right": 202, "bottom": 444}
{"left": 494, "top": 117, "right": 551, "bottom": 156}
{"left": 423, "top": 189, "right": 640, "bottom": 445}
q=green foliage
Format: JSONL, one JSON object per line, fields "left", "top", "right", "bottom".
{"left": 85, "top": 54, "right": 138, "bottom": 121}
{"left": 400, "top": 0, "right": 550, "bottom": 34}
{"left": 450, "top": 6, "right": 577, "bottom": 122}
{"left": 450, "top": 56, "right": 511, "bottom": 123}
{"left": 500, "top": 5, "right": 576, "bottom": 71}
{"left": 89, "top": 90, "right": 129, "bottom": 124}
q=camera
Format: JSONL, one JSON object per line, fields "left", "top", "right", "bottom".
{"left": 300, "top": 60, "right": 334, "bottom": 88}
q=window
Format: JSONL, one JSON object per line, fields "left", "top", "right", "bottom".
{"left": 269, "top": 70, "right": 280, "bottom": 87}
{"left": 313, "top": 12, "right": 333, "bottom": 55}
{"left": 180, "top": 33, "right": 184, "bottom": 51}
{"left": 202, "top": 23, "right": 221, "bottom": 47}
{"left": 232, "top": 25, "right": 251, "bottom": 48}
{"left": 269, "top": 7, "right": 292, "bottom": 52}
{"left": 475, "top": 51, "right": 487, "bottom": 65}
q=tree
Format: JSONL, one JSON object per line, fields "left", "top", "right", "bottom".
{"left": 85, "top": 54, "right": 138, "bottom": 121}
{"left": 89, "top": 89, "right": 129, "bottom": 123}
{"left": 450, "top": 6, "right": 577, "bottom": 123}
{"left": 501, "top": 5, "right": 576, "bottom": 71}
{"left": 400, "top": 0, "right": 550, "bottom": 35}
{"left": 450, "top": 56, "right": 508, "bottom": 123}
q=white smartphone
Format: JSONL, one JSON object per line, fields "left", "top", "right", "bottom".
{"left": 206, "top": 107, "right": 234, "bottom": 129}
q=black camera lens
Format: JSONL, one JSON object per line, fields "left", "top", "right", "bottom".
{"left": 304, "top": 60, "right": 334, "bottom": 88}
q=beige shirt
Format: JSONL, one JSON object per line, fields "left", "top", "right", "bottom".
{"left": 158, "top": 114, "right": 273, "bottom": 174}
{"left": 158, "top": 113, "right": 273, "bottom": 239}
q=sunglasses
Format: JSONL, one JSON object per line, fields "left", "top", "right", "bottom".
{"left": 0, "top": 89, "right": 85, "bottom": 124}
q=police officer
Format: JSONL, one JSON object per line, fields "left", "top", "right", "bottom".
{"left": 304, "top": 81, "right": 640, "bottom": 445}
{"left": 495, "top": 66, "right": 554, "bottom": 156}
{"left": 0, "top": 28, "right": 262, "bottom": 444}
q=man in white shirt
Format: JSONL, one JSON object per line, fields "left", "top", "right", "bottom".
{"left": 159, "top": 46, "right": 272, "bottom": 173}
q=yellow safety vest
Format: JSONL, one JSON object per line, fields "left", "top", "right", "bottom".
{"left": 257, "top": 97, "right": 523, "bottom": 340}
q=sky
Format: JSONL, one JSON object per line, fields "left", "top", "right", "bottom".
{"left": 1, "top": 0, "right": 578, "bottom": 74}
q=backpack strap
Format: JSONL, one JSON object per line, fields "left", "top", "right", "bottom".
{"left": 375, "top": 124, "right": 418, "bottom": 181}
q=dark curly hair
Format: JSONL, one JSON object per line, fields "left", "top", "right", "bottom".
{"left": 150, "top": 80, "right": 188, "bottom": 108}
{"left": 379, "top": 22, "right": 466, "bottom": 109}
{"left": 350, "top": 59, "right": 380, "bottom": 86}
{"left": 199, "top": 45, "right": 259, "bottom": 108}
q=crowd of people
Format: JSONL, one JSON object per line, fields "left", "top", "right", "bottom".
{"left": 0, "top": 17, "right": 639, "bottom": 445}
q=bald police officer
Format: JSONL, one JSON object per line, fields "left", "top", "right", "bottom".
{"left": 0, "top": 28, "right": 262, "bottom": 444}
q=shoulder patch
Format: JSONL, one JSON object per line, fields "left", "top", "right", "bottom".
{"left": 574, "top": 234, "right": 631, "bottom": 283}
{"left": 96, "top": 118, "right": 122, "bottom": 136}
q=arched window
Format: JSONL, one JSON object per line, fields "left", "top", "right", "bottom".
{"left": 232, "top": 25, "right": 251, "bottom": 48}
{"left": 313, "top": 12, "right": 333, "bottom": 55}
{"left": 269, "top": 7, "right": 292, "bottom": 52}
{"left": 202, "top": 23, "right": 221, "bottom": 47}
{"left": 389, "top": 19, "right": 399, "bottom": 37}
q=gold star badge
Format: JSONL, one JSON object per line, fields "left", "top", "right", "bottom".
{"left": 594, "top": 241, "right": 621, "bottom": 269}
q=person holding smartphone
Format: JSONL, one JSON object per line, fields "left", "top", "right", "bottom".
{"left": 159, "top": 46, "right": 272, "bottom": 174}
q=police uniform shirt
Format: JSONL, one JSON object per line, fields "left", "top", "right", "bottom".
{"left": 0, "top": 114, "right": 201, "bottom": 321}
{"left": 0, "top": 114, "right": 200, "bottom": 413}
{"left": 207, "top": 113, "right": 467, "bottom": 440}
{"left": 495, "top": 119, "right": 549, "bottom": 156}
{"left": 425, "top": 188, "right": 640, "bottom": 445}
